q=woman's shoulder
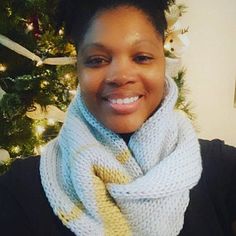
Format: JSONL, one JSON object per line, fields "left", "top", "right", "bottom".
{"left": 181, "top": 139, "right": 236, "bottom": 236}
{"left": 0, "top": 156, "right": 72, "bottom": 235}
{"left": 199, "top": 139, "right": 236, "bottom": 186}
{"left": 199, "top": 138, "right": 236, "bottom": 170}
{"left": 199, "top": 138, "right": 236, "bottom": 156}
{"left": 0, "top": 156, "right": 47, "bottom": 235}
{"left": 198, "top": 139, "right": 236, "bottom": 219}
{"left": 0, "top": 156, "right": 43, "bottom": 214}
{"left": 0, "top": 156, "right": 41, "bottom": 191}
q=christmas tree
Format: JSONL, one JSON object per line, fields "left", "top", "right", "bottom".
{"left": 0, "top": 0, "right": 191, "bottom": 174}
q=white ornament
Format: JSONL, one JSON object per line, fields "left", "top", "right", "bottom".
{"left": 164, "top": 29, "right": 190, "bottom": 58}
{"left": 165, "top": 3, "right": 189, "bottom": 59}
{"left": 0, "top": 149, "right": 10, "bottom": 164}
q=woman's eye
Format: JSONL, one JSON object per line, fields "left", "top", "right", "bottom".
{"left": 84, "top": 56, "right": 109, "bottom": 67}
{"left": 134, "top": 55, "right": 153, "bottom": 64}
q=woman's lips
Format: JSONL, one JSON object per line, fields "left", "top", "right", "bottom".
{"left": 104, "top": 95, "right": 142, "bottom": 114}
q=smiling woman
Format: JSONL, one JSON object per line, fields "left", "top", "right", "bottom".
{"left": 0, "top": 0, "right": 236, "bottom": 236}
{"left": 78, "top": 6, "right": 165, "bottom": 133}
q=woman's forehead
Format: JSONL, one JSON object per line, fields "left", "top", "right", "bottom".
{"left": 80, "top": 6, "right": 162, "bottom": 50}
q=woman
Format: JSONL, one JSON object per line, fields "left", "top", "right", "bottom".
{"left": 0, "top": 0, "right": 236, "bottom": 235}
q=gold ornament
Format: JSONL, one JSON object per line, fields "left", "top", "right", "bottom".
{"left": 26, "top": 103, "right": 66, "bottom": 123}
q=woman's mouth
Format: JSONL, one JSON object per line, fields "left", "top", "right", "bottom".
{"left": 104, "top": 95, "right": 142, "bottom": 114}
{"left": 108, "top": 96, "right": 139, "bottom": 105}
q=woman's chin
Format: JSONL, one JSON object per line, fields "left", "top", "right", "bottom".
{"left": 103, "top": 117, "right": 143, "bottom": 134}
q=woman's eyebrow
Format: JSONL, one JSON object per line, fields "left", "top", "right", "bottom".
{"left": 80, "top": 39, "right": 161, "bottom": 55}
{"left": 80, "top": 43, "right": 110, "bottom": 54}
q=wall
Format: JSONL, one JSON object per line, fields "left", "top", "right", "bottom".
{"left": 177, "top": 0, "right": 236, "bottom": 146}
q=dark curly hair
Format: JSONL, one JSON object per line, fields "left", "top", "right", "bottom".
{"left": 56, "top": 0, "right": 175, "bottom": 48}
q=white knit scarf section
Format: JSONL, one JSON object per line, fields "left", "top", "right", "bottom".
{"left": 40, "top": 76, "right": 202, "bottom": 236}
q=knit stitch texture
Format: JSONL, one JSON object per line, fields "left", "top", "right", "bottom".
{"left": 40, "top": 76, "right": 202, "bottom": 236}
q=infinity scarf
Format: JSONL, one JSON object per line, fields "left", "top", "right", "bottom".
{"left": 40, "top": 76, "right": 202, "bottom": 236}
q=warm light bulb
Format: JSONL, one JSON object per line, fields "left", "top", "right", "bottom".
{"left": 0, "top": 64, "right": 7, "bottom": 72}
{"left": 59, "top": 29, "right": 64, "bottom": 35}
{"left": 26, "top": 23, "right": 34, "bottom": 31}
{"left": 40, "top": 80, "right": 49, "bottom": 88}
{"left": 64, "top": 73, "right": 71, "bottom": 79}
{"left": 69, "top": 90, "right": 77, "bottom": 96}
{"left": 12, "top": 146, "right": 21, "bottom": 153}
{"left": 36, "top": 125, "right": 45, "bottom": 135}
{"left": 47, "top": 118, "right": 55, "bottom": 125}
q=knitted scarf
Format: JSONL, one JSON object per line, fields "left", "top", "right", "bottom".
{"left": 40, "top": 76, "right": 202, "bottom": 236}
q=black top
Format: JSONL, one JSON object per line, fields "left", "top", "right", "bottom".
{"left": 0, "top": 139, "right": 236, "bottom": 236}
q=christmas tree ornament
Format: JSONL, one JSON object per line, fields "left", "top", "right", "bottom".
{"left": 0, "top": 149, "right": 10, "bottom": 164}
{"left": 26, "top": 103, "right": 65, "bottom": 123}
{"left": 164, "top": 30, "right": 189, "bottom": 58}
{"left": 164, "top": 3, "right": 189, "bottom": 58}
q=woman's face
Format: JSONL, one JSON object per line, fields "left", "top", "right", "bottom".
{"left": 78, "top": 6, "right": 165, "bottom": 133}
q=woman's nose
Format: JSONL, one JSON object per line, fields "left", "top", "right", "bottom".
{"left": 105, "top": 58, "right": 137, "bottom": 86}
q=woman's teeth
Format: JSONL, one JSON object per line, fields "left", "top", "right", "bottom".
{"left": 109, "top": 96, "right": 139, "bottom": 104}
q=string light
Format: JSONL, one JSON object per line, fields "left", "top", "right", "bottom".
{"left": 64, "top": 73, "right": 71, "bottom": 80}
{"left": 35, "top": 125, "right": 45, "bottom": 135}
{"left": 0, "top": 64, "right": 7, "bottom": 72}
{"left": 32, "top": 71, "right": 50, "bottom": 79}
{"left": 40, "top": 80, "right": 49, "bottom": 88}
{"left": 59, "top": 28, "right": 64, "bottom": 35}
{"left": 26, "top": 23, "right": 34, "bottom": 32}
{"left": 11, "top": 146, "right": 21, "bottom": 154}
{"left": 69, "top": 90, "right": 77, "bottom": 96}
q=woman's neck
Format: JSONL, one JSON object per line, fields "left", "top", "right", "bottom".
{"left": 118, "top": 132, "right": 134, "bottom": 145}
